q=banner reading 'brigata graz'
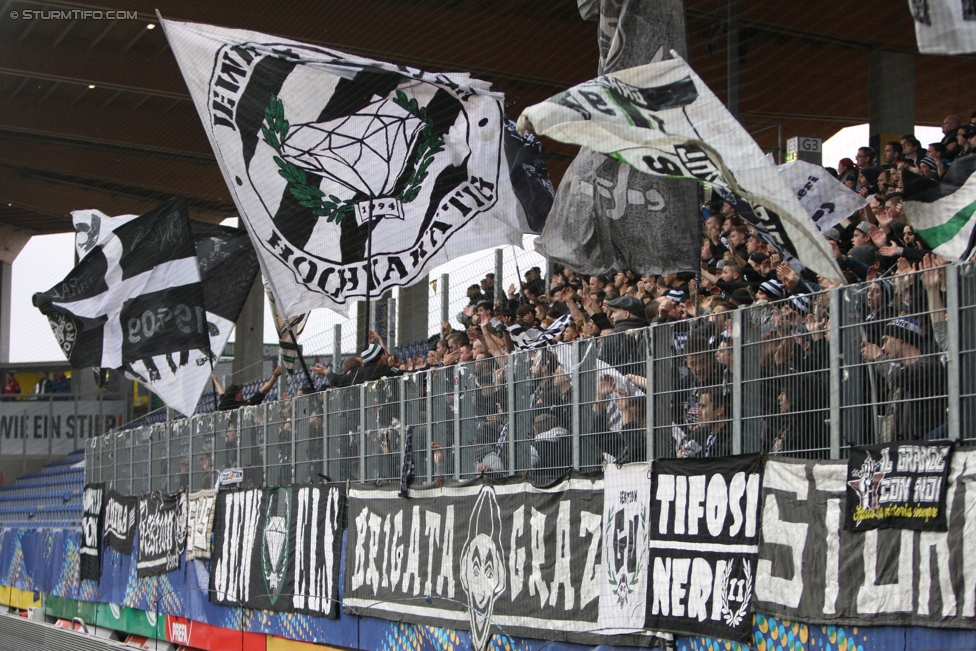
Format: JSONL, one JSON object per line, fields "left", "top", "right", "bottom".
{"left": 755, "top": 453, "right": 976, "bottom": 629}
{"left": 646, "top": 455, "right": 764, "bottom": 643}
{"left": 162, "top": 18, "right": 521, "bottom": 318}
{"left": 210, "top": 484, "right": 344, "bottom": 618}
{"left": 343, "top": 476, "right": 670, "bottom": 650}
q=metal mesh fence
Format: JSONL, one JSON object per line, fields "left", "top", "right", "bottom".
{"left": 87, "top": 262, "right": 976, "bottom": 495}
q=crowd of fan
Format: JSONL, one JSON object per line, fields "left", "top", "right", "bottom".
{"left": 206, "top": 114, "right": 974, "bottom": 486}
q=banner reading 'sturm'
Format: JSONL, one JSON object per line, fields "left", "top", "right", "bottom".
{"left": 162, "top": 18, "right": 521, "bottom": 318}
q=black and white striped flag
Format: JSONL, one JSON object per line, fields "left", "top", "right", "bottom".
{"left": 34, "top": 197, "right": 209, "bottom": 394}
{"left": 65, "top": 208, "right": 260, "bottom": 416}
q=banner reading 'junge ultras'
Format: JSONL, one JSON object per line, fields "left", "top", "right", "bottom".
{"left": 210, "top": 484, "right": 344, "bottom": 618}
{"left": 846, "top": 442, "right": 952, "bottom": 531}
{"left": 646, "top": 455, "right": 764, "bottom": 643}
{"left": 343, "top": 476, "right": 670, "bottom": 650}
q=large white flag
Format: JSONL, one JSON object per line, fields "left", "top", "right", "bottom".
{"left": 778, "top": 160, "right": 868, "bottom": 233}
{"left": 162, "top": 18, "right": 521, "bottom": 318}
{"left": 909, "top": 0, "right": 976, "bottom": 54}
{"left": 517, "top": 54, "right": 842, "bottom": 281}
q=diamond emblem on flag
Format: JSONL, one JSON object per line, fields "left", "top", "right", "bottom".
{"left": 280, "top": 98, "right": 425, "bottom": 198}
{"left": 264, "top": 515, "right": 287, "bottom": 582}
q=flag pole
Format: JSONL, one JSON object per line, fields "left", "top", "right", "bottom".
{"left": 285, "top": 321, "right": 316, "bottom": 392}
{"left": 362, "top": 199, "right": 374, "bottom": 351}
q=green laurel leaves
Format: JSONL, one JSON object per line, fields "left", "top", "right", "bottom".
{"left": 392, "top": 89, "right": 445, "bottom": 205}
{"left": 261, "top": 94, "right": 355, "bottom": 224}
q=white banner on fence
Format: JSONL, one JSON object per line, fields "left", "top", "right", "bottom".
{"left": 0, "top": 400, "right": 125, "bottom": 455}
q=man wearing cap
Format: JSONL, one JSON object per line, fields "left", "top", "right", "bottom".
{"left": 862, "top": 279, "right": 896, "bottom": 345}
{"left": 851, "top": 221, "right": 876, "bottom": 250}
{"left": 212, "top": 365, "right": 284, "bottom": 412}
{"left": 599, "top": 295, "right": 648, "bottom": 377}
{"left": 860, "top": 317, "right": 947, "bottom": 441}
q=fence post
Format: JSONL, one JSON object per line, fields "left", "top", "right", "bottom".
{"left": 262, "top": 403, "right": 269, "bottom": 487}
{"left": 571, "top": 340, "right": 580, "bottom": 471}
{"left": 731, "top": 310, "right": 743, "bottom": 455}
{"left": 453, "top": 366, "right": 461, "bottom": 481}
{"left": 425, "top": 370, "right": 433, "bottom": 484}
{"left": 388, "top": 297, "right": 397, "bottom": 352}
{"left": 507, "top": 360, "right": 516, "bottom": 476}
{"left": 946, "top": 263, "right": 961, "bottom": 441}
{"left": 829, "top": 287, "right": 842, "bottom": 458}
{"left": 359, "top": 384, "right": 366, "bottom": 483}
{"left": 333, "top": 324, "right": 342, "bottom": 374}
{"left": 291, "top": 393, "right": 297, "bottom": 482}
{"left": 440, "top": 273, "right": 450, "bottom": 328}
{"left": 399, "top": 375, "right": 407, "bottom": 477}
{"left": 646, "top": 326, "right": 655, "bottom": 462}
{"left": 494, "top": 249, "right": 504, "bottom": 302}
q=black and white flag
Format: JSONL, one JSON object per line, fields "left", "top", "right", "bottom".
{"left": 778, "top": 160, "right": 868, "bottom": 233}
{"left": 186, "top": 489, "right": 217, "bottom": 561}
{"left": 910, "top": 0, "right": 976, "bottom": 54}
{"left": 647, "top": 455, "right": 764, "bottom": 642}
{"left": 210, "top": 485, "right": 344, "bottom": 616}
{"left": 103, "top": 490, "right": 138, "bottom": 554}
{"left": 163, "top": 19, "right": 521, "bottom": 318}
{"left": 518, "top": 56, "right": 842, "bottom": 281}
{"left": 34, "top": 197, "right": 209, "bottom": 376}
{"left": 845, "top": 442, "right": 952, "bottom": 532}
{"left": 137, "top": 491, "right": 188, "bottom": 577}
{"left": 502, "top": 117, "right": 554, "bottom": 234}
{"left": 599, "top": 463, "right": 652, "bottom": 633}
{"left": 80, "top": 483, "right": 104, "bottom": 581}
{"left": 534, "top": 0, "right": 702, "bottom": 277}
{"left": 71, "top": 210, "right": 259, "bottom": 416}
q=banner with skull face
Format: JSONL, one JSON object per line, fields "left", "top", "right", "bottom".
{"left": 344, "top": 476, "right": 670, "bottom": 650}
{"left": 163, "top": 18, "right": 521, "bottom": 318}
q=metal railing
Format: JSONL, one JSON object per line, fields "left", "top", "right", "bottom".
{"left": 86, "top": 261, "right": 973, "bottom": 494}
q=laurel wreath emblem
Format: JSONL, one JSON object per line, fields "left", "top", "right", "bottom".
{"left": 720, "top": 558, "right": 753, "bottom": 628}
{"left": 605, "top": 504, "right": 648, "bottom": 607}
{"left": 261, "top": 94, "right": 356, "bottom": 225}
{"left": 260, "top": 91, "right": 444, "bottom": 225}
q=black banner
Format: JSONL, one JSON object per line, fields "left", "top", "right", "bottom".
{"left": 343, "top": 475, "right": 665, "bottom": 650}
{"left": 846, "top": 442, "right": 952, "bottom": 531}
{"left": 103, "top": 490, "right": 138, "bottom": 554}
{"left": 80, "top": 483, "right": 104, "bottom": 581}
{"left": 210, "top": 484, "right": 345, "bottom": 617}
{"left": 646, "top": 455, "right": 764, "bottom": 643}
{"left": 137, "top": 491, "right": 187, "bottom": 577}
{"left": 755, "top": 454, "right": 976, "bottom": 629}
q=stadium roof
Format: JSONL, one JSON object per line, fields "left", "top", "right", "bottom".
{"left": 0, "top": 0, "right": 970, "bottom": 235}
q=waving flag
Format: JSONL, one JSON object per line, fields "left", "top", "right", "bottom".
{"left": 34, "top": 197, "right": 208, "bottom": 373}
{"left": 778, "top": 160, "right": 868, "bottom": 232}
{"left": 534, "top": 0, "right": 702, "bottom": 277}
{"left": 910, "top": 0, "right": 976, "bottom": 54}
{"left": 66, "top": 205, "right": 259, "bottom": 417}
{"left": 903, "top": 155, "right": 976, "bottom": 260}
{"left": 517, "top": 54, "right": 842, "bottom": 281}
{"left": 161, "top": 18, "right": 520, "bottom": 318}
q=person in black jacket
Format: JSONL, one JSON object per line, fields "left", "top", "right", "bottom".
{"left": 212, "top": 365, "right": 284, "bottom": 411}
